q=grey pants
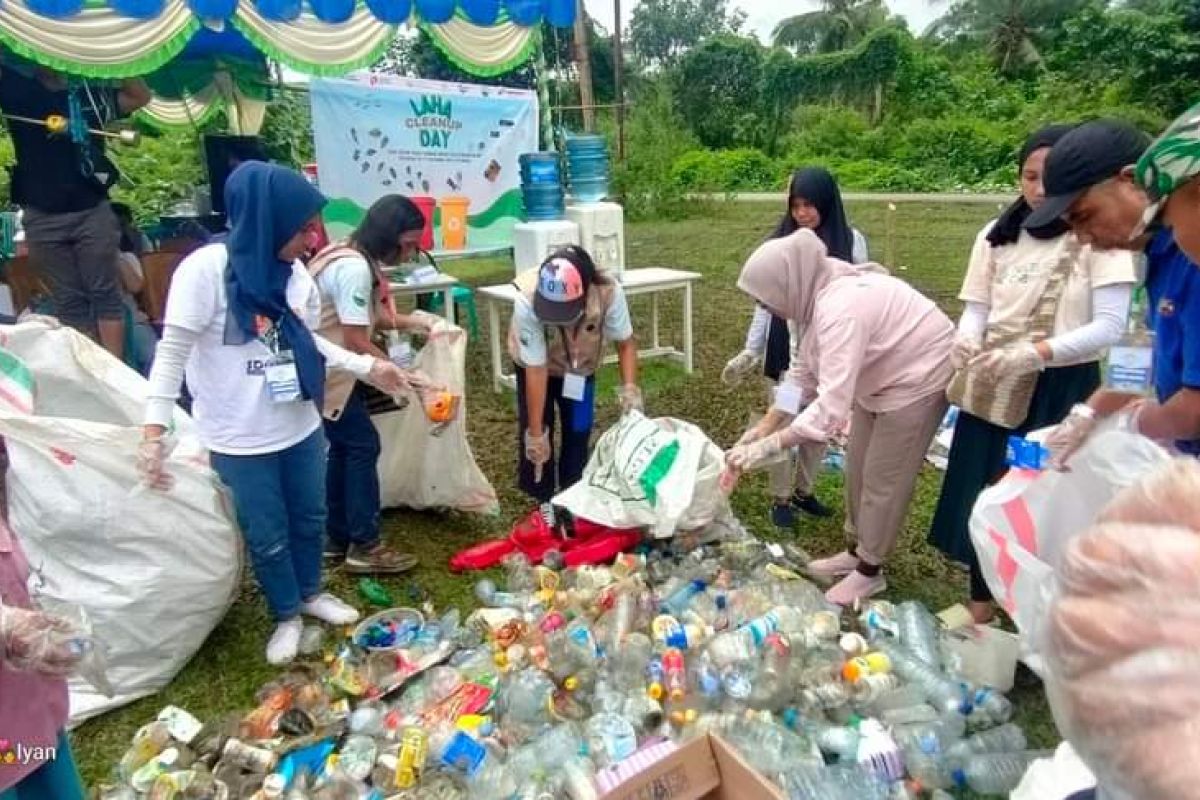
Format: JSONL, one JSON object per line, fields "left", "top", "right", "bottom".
{"left": 843, "top": 390, "right": 948, "bottom": 565}
{"left": 22, "top": 202, "right": 123, "bottom": 331}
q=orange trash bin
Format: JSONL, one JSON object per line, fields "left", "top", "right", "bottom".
{"left": 439, "top": 196, "right": 470, "bottom": 251}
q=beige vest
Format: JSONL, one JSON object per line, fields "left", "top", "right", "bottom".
{"left": 308, "top": 244, "right": 391, "bottom": 421}
{"left": 508, "top": 269, "right": 616, "bottom": 377}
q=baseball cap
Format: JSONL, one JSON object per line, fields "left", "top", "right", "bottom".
{"left": 1024, "top": 119, "right": 1152, "bottom": 230}
{"left": 1134, "top": 103, "right": 1200, "bottom": 235}
{"left": 533, "top": 256, "right": 587, "bottom": 325}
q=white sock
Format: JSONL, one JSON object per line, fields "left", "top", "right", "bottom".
{"left": 267, "top": 619, "right": 303, "bottom": 665}
{"left": 301, "top": 593, "right": 360, "bottom": 625}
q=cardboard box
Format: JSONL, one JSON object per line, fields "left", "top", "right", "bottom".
{"left": 598, "top": 734, "right": 786, "bottom": 800}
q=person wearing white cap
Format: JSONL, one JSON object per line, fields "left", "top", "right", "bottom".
{"left": 508, "top": 245, "right": 641, "bottom": 523}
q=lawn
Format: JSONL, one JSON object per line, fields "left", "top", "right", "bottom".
{"left": 75, "top": 198, "right": 1059, "bottom": 794}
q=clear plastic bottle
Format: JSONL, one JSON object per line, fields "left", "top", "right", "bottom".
{"left": 118, "top": 721, "right": 172, "bottom": 781}
{"left": 662, "top": 648, "right": 687, "bottom": 702}
{"left": 502, "top": 553, "right": 537, "bottom": 593}
{"left": 969, "top": 687, "right": 1014, "bottom": 727}
{"left": 781, "top": 763, "right": 890, "bottom": 800}
{"left": 706, "top": 628, "right": 758, "bottom": 667}
{"left": 474, "top": 578, "right": 530, "bottom": 611}
{"left": 952, "top": 750, "right": 1054, "bottom": 795}
{"left": 895, "top": 601, "right": 942, "bottom": 667}
{"left": 876, "top": 642, "right": 970, "bottom": 716}
{"left": 690, "top": 652, "right": 724, "bottom": 709}
{"left": 945, "top": 722, "right": 1026, "bottom": 761}
{"left": 893, "top": 713, "right": 966, "bottom": 758}
{"left": 661, "top": 579, "right": 707, "bottom": 617}
{"left": 585, "top": 713, "right": 638, "bottom": 768}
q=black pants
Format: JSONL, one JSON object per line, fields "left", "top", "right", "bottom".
{"left": 516, "top": 367, "right": 596, "bottom": 503}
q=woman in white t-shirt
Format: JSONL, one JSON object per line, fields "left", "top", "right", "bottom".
{"left": 928, "top": 125, "right": 1138, "bottom": 624}
{"left": 138, "top": 162, "right": 414, "bottom": 665}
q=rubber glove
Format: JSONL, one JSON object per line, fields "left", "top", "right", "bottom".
{"left": 1045, "top": 404, "right": 1098, "bottom": 470}
{"left": 0, "top": 603, "right": 86, "bottom": 677}
{"left": 969, "top": 341, "right": 1045, "bottom": 378}
{"left": 366, "top": 358, "right": 410, "bottom": 395}
{"left": 137, "top": 436, "right": 175, "bottom": 491}
{"left": 524, "top": 429, "right": 551, "bottom": 482}
{"left": 726, "top": 431, "right": 785, "bottom": 473}
{"left": 721, "top": 350, "right": 761, "bottom": 386}
{"left": 618, "top": 384, "right": 643, "bottom": 414}
{"left": 949, "top": 332, "right": 982, "bottom": 371}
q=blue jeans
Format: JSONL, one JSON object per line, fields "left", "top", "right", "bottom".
{"left": 0, "top": 731, "right": 84, "bottom": 800}
{"left": 323, "top": 386, "right": 382, "bottom": 551}
{"left": 515, "top": 368, "right": 595, "bottom": 503}
{"left": 211, "top": 429, "right": 327, "bottom": 620}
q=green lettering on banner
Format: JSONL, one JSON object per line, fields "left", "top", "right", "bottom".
{"left": 408, "top": 95, "right": 453, "bottom": 118}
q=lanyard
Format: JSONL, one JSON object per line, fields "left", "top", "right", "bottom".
{"left": 559, "top": 322, "right": 585, "bottom": 372}
{"left": 371, "top": 258, "right": 400, "bottom": 330}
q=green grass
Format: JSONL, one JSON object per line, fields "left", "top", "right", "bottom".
{"left": 74, "top": 199, "right": 1057, "bottom": 794}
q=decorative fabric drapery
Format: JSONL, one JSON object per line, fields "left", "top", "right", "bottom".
{"left": 423, "top": 12, "right": 535, "bottom": 77}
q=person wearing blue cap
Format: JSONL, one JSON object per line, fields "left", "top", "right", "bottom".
{"left": 508, "top": 245, "right": 641, "bottom": 525}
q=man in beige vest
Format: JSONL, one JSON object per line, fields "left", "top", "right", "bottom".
{"left": 308, "top": 196, "right": 434, "bottom": 574}
{"left": 509, "top": 246, "right": 642, "bottom": 523}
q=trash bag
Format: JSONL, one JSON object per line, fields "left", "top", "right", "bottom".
{"left": 968, "top": 422, "right": 1169, "bottom": 674}
{"left": 373, "top": 318, "right": 498, "bottom": 515}
{"left": 553, "top": 412, "right": 728, "bottom": 538}
{"left": 0, "top": 321, "right": 241, "bottom": 724}
{"left": 1041, "top": 461, "right": 1200, "bottom": 800}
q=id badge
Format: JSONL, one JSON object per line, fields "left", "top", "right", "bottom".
{"left": 773, "top": 383, "right": 804, "bottom": 415}
{"left": 265, "top": 354, "right": 302, "bottom": 404}
{"left": 563, "top": 372, "right": 587, "bottom": 402}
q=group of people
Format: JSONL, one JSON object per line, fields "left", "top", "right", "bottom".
{"left": 719, "top": 107, "right": 1200, "bottom": 620}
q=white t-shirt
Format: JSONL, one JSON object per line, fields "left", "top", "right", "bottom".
{"left": 315, "top": 255, "right": 374, "bottom": 327}
{"left": 162, "top": 244, "right": 324, "bottom": 455}
{"left": 512, "top": 282, "right": 634, "bottom": 368}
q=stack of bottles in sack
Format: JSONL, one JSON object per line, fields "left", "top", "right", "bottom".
{"left": 97, "top": 524, "right": 1046, "bottom": 800}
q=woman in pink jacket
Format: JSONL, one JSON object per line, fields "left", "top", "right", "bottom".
{"left": 725, "top": 229, "right": 954, "bottom": 605}
{"left": 0, "top": 496, "right": 85, "bottom": 799}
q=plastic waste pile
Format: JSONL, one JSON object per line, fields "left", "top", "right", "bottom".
{"left": 98, "top": 521, "right": 1042, "bottom": 800}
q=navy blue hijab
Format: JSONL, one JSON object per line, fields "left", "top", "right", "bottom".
{"left": 223, "top": 162, "right": 328, "bottom": 409}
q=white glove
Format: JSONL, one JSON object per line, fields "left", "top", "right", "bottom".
{"left": 524, "top": 429, "right": 551, "bottom": 482}
{"left": 725, "top": 431, "right": 784, "bottom": 473}
{"left": 721, "top": 350, "right": 761, "bottom": 386}
{"left": 949, "top": 333, "right": 982, "bottom": 371}
{"left": 137, "top": 436, "right": 175, "bottom": 491}
{"left": 0, "top": 602, "right": 86, "bottom": 677}
{"left": 618, "top": 384, "right": 643, "bottom": 414}
{"left": 969, "top": 341, "right": 1045, "bottom": 379}
{"left": 366, "top": 359, "right": 410, "bottom": 395}
{"left": 1045, "top": 404, "right": 1098, "bottom": 470}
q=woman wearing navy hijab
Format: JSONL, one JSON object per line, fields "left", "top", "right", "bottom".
{"left": 138, "top": 162, "right": 419, "bottom": 665}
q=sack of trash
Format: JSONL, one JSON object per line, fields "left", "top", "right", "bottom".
{"left": 553, "top": 411, "right": 729, "bottom": 537}
{"left": 0, "top": 321, "right": 241, "bottom": 724}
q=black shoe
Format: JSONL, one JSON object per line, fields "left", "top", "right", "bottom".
{"left": 792, "top": 492, "right": 833, "bottom": 518}
{"left": 770, "top": 502, "right": 797, "bottom": 529}
{"left": 323, "top": 541, "right": 348, "bottom": 563}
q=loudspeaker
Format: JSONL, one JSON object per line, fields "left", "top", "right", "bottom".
{"left": 203, "top": 135, "right": 267, "bottom": 213}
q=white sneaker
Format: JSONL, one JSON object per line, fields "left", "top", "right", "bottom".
{"left": 301, "top": 593, "right": 360, "bottom": 625}
{"left": 267, "top": 619, "right": 303, "bottom": 665}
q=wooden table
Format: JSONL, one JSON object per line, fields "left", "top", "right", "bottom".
{"left": 477, "top": 267, "right": 702, "bottom": 392}
{"left": 389, "top": 274, "right": 460, "bottom": 326}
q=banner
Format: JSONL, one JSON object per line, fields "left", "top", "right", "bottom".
{"left": 310, "top": 74, "right": 536, "bottom": 250}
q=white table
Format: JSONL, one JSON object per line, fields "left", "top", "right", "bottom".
{"left": 389, "top": 274, "right": 460, "bottom": 326}
{"left": 477, "top": 267, "right": 702, "bottom": 392}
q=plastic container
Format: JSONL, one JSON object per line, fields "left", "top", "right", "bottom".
{"left": 896, "top": 600, "right": 942, "bottom": 667}
{"left": 953, "top": 750, "right": 1054, "bottom": 794}
{"left": 563, "top": 134, "right": 610, "bottom": 203}
{"left": 520, "top": 152, "right": 566, "bottom": 221}
{"left": 351, "top": 607, "right": 425, "bottom": 652}
{"left": 411, "top": 195, "right": 436, "bottom": 252}
{"left": 438, "top": 196, "right": 470, "bottom": 250}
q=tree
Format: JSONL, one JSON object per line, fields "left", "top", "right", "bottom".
{"left": 672, "top": 35, "right": 765, "bottom": 149}
{"left": 926, "top": 0, "right": 1088, "bottom": 75}
{"left": 772, "top": 0, "right": 893, "bottom": 54}
{"left": 629, "top": 0, "right": 746, "bottom": 68}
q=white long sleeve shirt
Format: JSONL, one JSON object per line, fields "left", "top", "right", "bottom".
{"left": 144, "top": 244, "right": 373, "bottom": 456}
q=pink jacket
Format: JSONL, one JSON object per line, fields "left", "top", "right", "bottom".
{"left": 787, "top": 273, "right": 954, "bottom": 441}
{"left": 0, "top": 516, "right": 69, "bottom": 791}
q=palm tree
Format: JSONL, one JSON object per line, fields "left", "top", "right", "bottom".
{"left": 926, "top": 0, "right": 1088, "bottom": 75}
{"left": 772, "top": 0, "right": 890, "bottom": 54}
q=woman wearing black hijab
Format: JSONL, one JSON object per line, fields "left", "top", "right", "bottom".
{"left": 928, "top": 125, "right": 1138, "bottom": 623}
{"left": 722, "top": 167, "right": 869, "bottom": 529}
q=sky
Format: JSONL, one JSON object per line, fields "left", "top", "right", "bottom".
{"left": 583, "top": 0, "right": 942, "bottom": 44}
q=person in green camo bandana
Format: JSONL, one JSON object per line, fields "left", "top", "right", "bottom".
{"left": 1136, "top": 102, "right": 1200, "bottom": 264}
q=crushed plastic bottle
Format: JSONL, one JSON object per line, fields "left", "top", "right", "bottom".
{"left": 877, "top": 642, "right": 971, "bottom": 716}
{"left": 945, "top": 722, "right": 1026, "bottom": 761}
{"left": 895, "top": 601, "right": 941, "bottom": 667}
{"left": 952, "top": 750, "right": 1054, "bottom": 795}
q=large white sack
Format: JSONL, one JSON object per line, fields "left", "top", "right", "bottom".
{"left": 0, "top": 322, "right": 240, "bottom": 724}
{"left": 554, "top": 411, "right": 728, "bottom": 537}
{"left": 968, "top": 421, "right": 1169, "bottom": 675}
{"left": 373, "top": 318, "right": 498, "bottom": 514}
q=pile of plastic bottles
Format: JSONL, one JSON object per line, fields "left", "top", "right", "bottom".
{"left": 98, "top": 520, "right": 1046, "bottom": 800}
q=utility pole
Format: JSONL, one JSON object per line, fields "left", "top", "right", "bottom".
{"left": 573, "top": 0, "right": 596, "bottom": 131}
{"left": 613, "top": 0, "right": 625, "bottom": 160}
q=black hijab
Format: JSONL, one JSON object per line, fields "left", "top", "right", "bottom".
{"left": 771, "top": 167, "right": 855, "bottom": 261}
{"left": 987, "top": 124, "right": 1076, "bottom": 247}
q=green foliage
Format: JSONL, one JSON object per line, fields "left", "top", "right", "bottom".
{"left": 109, "top": 129, "right": 206, "bottom": 222}
{"left": 773, "top": 0, "right": 895, "bottom": 54}
{"left": 890, "top": 115, "right": 1017, "bottom": 184}
{"left": 258, "top": 90, "right": 315, "bottom": 169}
{"left": 670, "top": 149, "right": 781, "bottom": 191}
{"left": 609, "top": 82, "right": 701, "bottom": 220}
{"left": 673, "top": 36, "right": 766, "bottom": 150}
{"left": 628, "top": 0, "right": 746, "bottom": 68}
